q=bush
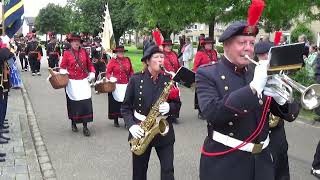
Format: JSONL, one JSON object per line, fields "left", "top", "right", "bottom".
{"left": 289, "top": 67, "right": 316, "bottom": 101}
{"left": 215, "top": 45, "right": 224, "bottom": 54}
{"left": 291, "top": 23, "right": 315, "bottom": 43}
{"left": 136, "top": 42, "right": 143, "bottom": 50}
{"left": 172, "top": 44, "right": 180, "bottom": 50}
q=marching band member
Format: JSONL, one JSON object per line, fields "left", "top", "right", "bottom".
{"left": 16, "top": 37, "right": 28, "bottom": 71}
{"left": 255, "top": 41, "right": 294, "bottom": 180}
{"left": 46, "top": 32, "right": 61, "bottom": 68}
{"left": 121, "top": 42, "right": 181, "bottom": 180}
{"left": 59, "top": 32, "right": 96, "bottom": 137}
{"left": 106, "top": 46, "right": 134, "bottom": 127}
{"left": 162, "top": 39, "right": 180, "bottom": 73}
{"left": 196, "top": 2, "right": 300, "bottom": 179}
{"left": 91, "top": 37, "right": 108, "bottom": 82}
{"left": 193, "top": 37, "right": 218, "bottom": 120}
{"left": 162, "top": 39, "right": 181, "bottom": 124}
{"left": 26, "top": 29, "right": 43, "bottom": 76}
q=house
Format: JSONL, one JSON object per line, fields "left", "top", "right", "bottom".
{"left": 22, "top": 17, "right": 35, "bottom": 36}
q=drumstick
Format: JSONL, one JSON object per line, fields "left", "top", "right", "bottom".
{"left": 244, "top": 55, "right": 259, "bottom": 66}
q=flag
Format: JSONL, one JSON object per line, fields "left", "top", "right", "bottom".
{"left": 3, "top": 0, "right": 24, "bottom": 38}
{"left": 101, "top": 3, "right": 115, "bottom": 56}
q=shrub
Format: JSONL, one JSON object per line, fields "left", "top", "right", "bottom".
{"left": 173, "top": 44, "right": 180, "bottom": 50}
{"left": 215, "top": 45, "right": 224, "bottom": 54}
{"left": 291, "top": 23, "right": 315, "bottom": 43}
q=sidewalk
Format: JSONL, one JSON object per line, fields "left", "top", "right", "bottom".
{"left": 0, "top": 88, "right": 42, "bottom": 180}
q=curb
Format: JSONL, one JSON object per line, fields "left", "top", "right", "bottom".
{"left": 20, "top": 83, "right": 57, "bottom": 180}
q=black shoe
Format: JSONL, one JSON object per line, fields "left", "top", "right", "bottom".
{"left": 71, "top": 123, "right": 78, "bottom": 132}
{"left": 0, "top": 134, "right": 10, "bottom": 141}
{"left": 311, "top": 168, "right": 320, "bottom": 179}
{"left": 0, "top": 129, "right": 9, "bottom": 134}
{"left": 4, "top": 119, "right": 8, "bottom": 122}
{"left": 114, "top": 119, "right": 120, "bottom": 128}
{"left": 0, "top": 139, "right": 8, "bottom": 144}
{"left": 0, "top": 158, "right": 5, "bottom": 162}
{"left": 83, "top": 127, "right": 90, "bottom": 137}
{"left": 198, "top": 113, "right": 205, "bottom": 120}
{"left": 0, "top": 153, "right": 5, "bottom": 157}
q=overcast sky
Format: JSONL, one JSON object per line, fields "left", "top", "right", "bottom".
{"left": 24, "top": 0, "right": 67, "bottom": 17}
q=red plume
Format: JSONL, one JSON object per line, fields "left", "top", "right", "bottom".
{"left": 152, "top": 28, "right": 163, "bottom": 46}
{"left": 247, "top": 0, "right": 265, "bottom": 26}
{"left": 273, "top": 31, "right": 282, "bottom": 46}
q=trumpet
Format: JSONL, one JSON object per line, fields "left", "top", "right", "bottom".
{"left": 245, "top": 55, "right": 320, "bottom": 110}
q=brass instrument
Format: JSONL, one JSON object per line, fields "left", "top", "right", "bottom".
{"left": 245, "top": 55, "right": 320, "bottom": 110}
{"left": 266, "top": 72, "right": 320, "bottom": 110}
{"left": 269, "top": 114, "right": 281, "bottom": 128}
{"left": 129, "top": 80, "right": 173, "bottom": 156}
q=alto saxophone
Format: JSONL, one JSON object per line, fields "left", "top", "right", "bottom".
{"left": 129, "top": 80, "right": 174, "bottom": 155}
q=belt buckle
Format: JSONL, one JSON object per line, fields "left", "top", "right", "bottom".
{"left": 252, "top": 143, "right": 263, "bottom": 154}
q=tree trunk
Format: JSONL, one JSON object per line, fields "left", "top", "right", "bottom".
{"left": 209, "top": 16, "right": 216, "bottom": 40}
{"left": 135, "top": 29, "right": 139, "bottom": 45}
{"left": 161, "top": 30, "right": 172, "bottom": 39}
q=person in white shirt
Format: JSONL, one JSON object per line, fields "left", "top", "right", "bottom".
{"left": 181, "top": 38, "right": 194, "bottom": 69}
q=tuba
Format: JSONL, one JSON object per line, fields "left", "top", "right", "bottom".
{"left": 129, "top": 80, "right": 173, "bottom": 156}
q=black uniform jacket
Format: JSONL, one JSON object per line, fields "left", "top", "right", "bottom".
{"left": 196, "top": 57, "right": 300, "bottom": 180}
{"left": 121, "top": 70, "right": 181, "bottom": 147}
{"left": 26, "top": 41, "right": 43, "bottom": 58}
{"left": 46, "top": 42, "right": 61, "bottom": 59}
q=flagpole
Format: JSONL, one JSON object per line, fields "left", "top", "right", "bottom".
{"left": 1, "top": 0, "right": 5, "bottom": 36}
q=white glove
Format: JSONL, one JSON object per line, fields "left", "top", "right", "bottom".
{"left": 87, "top": 72, "right": 95, "bottom": 82}
{"left": 264, "top": 87, "right": 286, "bottom": 105}
{"left": 249, "top": 61, "right": 268, "bottom": 97}
{"left": 59, "top": 68, "right": 68, "bottom": 74}
{"left": 129, "top": 125, "right": 145, "bottom": 139}
{"left": 159, "top": 102, "right": 170, "bottom": 115}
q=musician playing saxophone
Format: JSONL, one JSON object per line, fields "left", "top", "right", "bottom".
{"left": 121, "top": 42, "right": 181, "bottom": 180}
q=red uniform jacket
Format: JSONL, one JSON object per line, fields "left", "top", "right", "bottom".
{"left": 60, "top": 48, "right": 95, "bottom": 80}
{"left": 163, "top": 51, "right": 180, "bottom": 73}
{"left": 106, "top": 57, "right": 134, "bottom": 84}
{"left": 193, "top": 49, "right": 218, "bottom": 72}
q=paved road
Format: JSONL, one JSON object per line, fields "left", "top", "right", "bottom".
{"left": 20, "top": 59, "right": 320, "bottom": 180}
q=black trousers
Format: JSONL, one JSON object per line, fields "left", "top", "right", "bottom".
{"left": 269, "top": 123, "right": 290, "bottom": 180}
{"left": 132, "top": 144, "right": 174, "bottom": 180}
{"left": 48, "top": 56, "right": 59, "bottom": 68}
{"left": 93, "top": 62, "right": 106, "bottom": 81}
{"left": 0, "top": 92, "right": 8, "bottom": 126}
{"left": 29, "top": 54, "right": 40, "bottom": 73}
{"left": 19, "top": 54, "right": 28, "bottom": 70}
{"left": 313, "top": 140, "right": 320, "bottom": 169}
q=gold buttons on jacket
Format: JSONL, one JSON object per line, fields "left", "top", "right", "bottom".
{"left": 139, "top": 98, "right": 142, "bottom": 101}
{"left": 243, "top": 110, "right": 248, "bottom": 113}
{"left": 140, "top": 86, "right": 143, "bottom": 89}
{"left": 229, "top": 133, "right": 234, "bottom": 137}
{"left": 139, "top": 92, "right": 142, "bottom": 95}
{"left": 221, "top": 75, "right": 226, "bottom": 80}
{"left": 228, "top": 122, "right": 233, "bottom": 126}
{"left": 224, "top": 86, "right": 229, "bottom": 91}
{"left": 234, "top": 114, "right": 238, "bottom": 117}
{"left": 141, "top": 80, "right": 143, "bottom": 83}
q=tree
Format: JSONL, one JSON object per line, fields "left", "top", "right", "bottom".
{"left": 129, "top": 0, "right": 197, "bottom": 39}
{"left": 65, "top": 0, "right": 136, "bottom": 45}
{"left": 35, "top": 3, "right": 69, "bottom": 35}
{"left": 291, "top": 23, "right": 315, "bottom": 43}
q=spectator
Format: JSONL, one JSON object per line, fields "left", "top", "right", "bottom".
{"left": 305, "top": 45, "right": 318, "bottom": 78}
{"left": 298, "top": 34, "right": 310, "bottom": 59}
{"left": 181, "top": 37, "right": 194, "bottom": 69}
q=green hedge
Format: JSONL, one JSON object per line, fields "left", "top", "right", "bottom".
{"left": 291, "top": 23, "right": 315, "bottom": 43}
{"left": 216, "top": 45, "right": 224, "bottom": 53}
